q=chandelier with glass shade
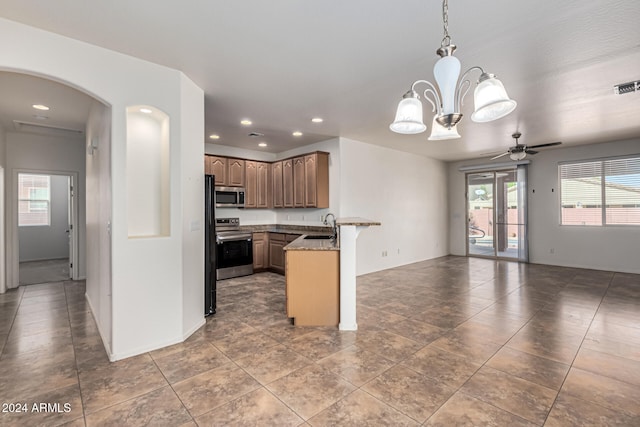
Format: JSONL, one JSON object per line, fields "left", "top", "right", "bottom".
{"left": 390, "top": 0, "right": 517, "bottom": 140}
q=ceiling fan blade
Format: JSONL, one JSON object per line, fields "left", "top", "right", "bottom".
{"left": 525, "top": 149, "right": 538, "bottom": 155}
{"left": 527, "top": 141, "right": 562, "bottom": 149}
{"left": 491, "top": 152, "right": 510, "bottom": 160}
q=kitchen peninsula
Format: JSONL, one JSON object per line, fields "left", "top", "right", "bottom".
{"left": 283, "top": 217, "right": 380, "bottom": 328}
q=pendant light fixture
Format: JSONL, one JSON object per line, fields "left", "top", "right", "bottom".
{"left": 390, "top": 0, "right": 517, "bottom": 140}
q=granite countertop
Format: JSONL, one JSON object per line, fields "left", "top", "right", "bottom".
{"left": 239, "top": 224, "right": 333, "bottom": 235}
{"left": 336, "top": 217, "right": 381, "bottom": 226}
{"left": 284, "top": 235, "right": 339, "bottom": 251}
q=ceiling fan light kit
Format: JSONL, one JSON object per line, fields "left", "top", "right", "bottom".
{"left": 390, "top": 0, "right": 517, "bottom": 140}
{"left": 491, "top": 132, "right": 562, "bottom": 161}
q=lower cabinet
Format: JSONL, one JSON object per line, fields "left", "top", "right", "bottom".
{"left": 286, "top": 250, "right": 339, "bottom": 326}
{"left": 252, "top": 232, "right": 269, "bottom": 271}
{"left": 268, "top": 233, "right": 286, "bottom": 274}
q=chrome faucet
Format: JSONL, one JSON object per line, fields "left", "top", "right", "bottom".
{"left": 323, "top": 213, "right": 337, "bottom": 241}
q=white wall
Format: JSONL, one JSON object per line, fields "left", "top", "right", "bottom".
{"left": 86, "top": 99, "right": 113, "bottom": 354}
{"left": 1, "top": 17, "right": 205, "bottom": 360}
{"left": 0, "top": 124, "right": 6, "bottom": 293}
{"left": 448, "top": 138, "right": 640, "bottom": 274}
{"left": 19, "top": 174, "right": 70, "bottom": 261}
{"left": 339, "top": 138, "right": 449, "bottom": 275}
{"left": 6, "top": 132, "right": 86, "bottom": 282}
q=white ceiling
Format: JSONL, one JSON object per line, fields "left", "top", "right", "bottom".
{"left": 1, "top": 0, "right": 639, "bottom": 161}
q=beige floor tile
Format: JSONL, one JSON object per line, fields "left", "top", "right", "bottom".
{"left": 194, "top": 388, "right": 303, "bottom": 426}
{"left": 362, "top": 364, "right": 456, "bottom": 422}
{"left": 561, "top": 367, "right": 640, "bottom": 417}
{"left": 544, "top": 393, "right": 639, "bottom": 427}
{"left": 79, "top": 354, "right": 168, "bottom": 414}
{"left": 287, "top": 329, "right": 356, "bottom": 361}
{"left": 308, "top": 389, "right": 418, "bottom": 426}
{"left": 424, "top": 392, "right": 537, "bottom": 427}
{"left": 487, "top": 346, "right": 570, "bottom": 390}
{"left": 266, "top": 364, "right": 356, "bottom": 420}
{"left": 235, "top": 343, "right": 313, "bottom": 385}
{"left": 402, "top": 344, "right": 482, "bottom": 388}
{"left": 151, "top": 340, "right": 231, "bottom": 384}
{"left": 85, "top": 386, "right": 191, "bottom": 426}
{"left": 317, "top": 344, "right": 395, "bottom": 386}
{"left": 353, "top": 330, "right": 424, "bottom": 362}
{"left": 460, "top": 366, "right": 557, "bottom": 425}
{"left": 172, "top": 363, "right": 261, "bottom": 417}
{"left": 573, "top": 347, "right": 640, "bottom": 385}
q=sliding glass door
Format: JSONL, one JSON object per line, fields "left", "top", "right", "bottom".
{"left": 466, "top": 166, "right": 528, "bottom": 261}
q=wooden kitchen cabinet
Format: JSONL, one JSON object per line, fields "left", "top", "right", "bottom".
{"left": 269, "top": 233, "right": 286, "bottom": 274}
{"left": 293, "top": 157, "right": 306, "bottom": 208}
{"left": 271, "top": 161, "right": 284, "bottom": 208}
{"left": 245, "top": 161, "right": 270, "bottom": 209}
{"left": 228, "top": 158, "right": 245, "bottom": 187}
{"left": 252, "top": 232, "right": 269, "bottom": 271}
{"left": 283, "top": 158, "right": 294, "bottom": 208}
{"left": 245, "top": 161, "right": 257, "bottom": 207}
{"left": 304, "top": 152, "right": 329, "bottom": 208}
{"left": 286, "top": 250, "right": 339, "bottom": 326}
{"left": 208, "top": 156, "right": 228, "bottom": 186}
{"left": 205, "top": 155, "right": 245, "bottom": 187}
{"left": 257, "top": 162, "right": 270, "bottom": 208}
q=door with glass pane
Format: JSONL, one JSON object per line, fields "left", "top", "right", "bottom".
{"left": 467, "top": 168, "right": 527, "bottom": 260}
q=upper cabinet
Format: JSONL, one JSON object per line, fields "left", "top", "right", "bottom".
{"left": 205, "top": 155, "right": 245, "bottom": 187}
{"left": 205, "top": 151, "right": 328, "bottom": 208}
{"left": 283, "top": 158, "right": 294, "bottom": 208}
{"left": 246, "top": 160, "right": 270, "bottom": 209}
{"left": 304, "top": 152, "right": 329, "bottom": 208}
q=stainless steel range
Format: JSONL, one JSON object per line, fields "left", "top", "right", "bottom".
{"left": 215, "top": 218, "right": 253, "bottom": 280}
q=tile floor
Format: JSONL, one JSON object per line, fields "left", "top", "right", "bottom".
{"left": 1, "top": 256, "right": 639, "bottom": 426}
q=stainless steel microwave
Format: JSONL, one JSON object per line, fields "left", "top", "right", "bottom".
{"left": 215, "top": 186, "right": 245, "bottom": 208}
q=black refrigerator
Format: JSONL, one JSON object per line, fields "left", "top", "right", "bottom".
{"left": 204, "top": 174, "right": 217, "bottom": 315}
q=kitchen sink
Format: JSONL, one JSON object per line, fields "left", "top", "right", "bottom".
{"left": 304, "top": 234, "right": 333, "bottom": 240}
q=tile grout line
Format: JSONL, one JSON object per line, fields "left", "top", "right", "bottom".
{"left": 539, "top": 271, "right": 616, "bottom": 426}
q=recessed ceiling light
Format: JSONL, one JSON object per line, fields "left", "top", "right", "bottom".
{"left": 33, "top": 115, "right": 49, "bottom": 120}
{"left": 292, "top": 131, "right": 303, "bottom": 137}
{"left": 241, "top": 119, "right": 252, "bottom": 126}
{"left": 32, "top": 104, "right": 50, "bottom": 111}
{"left": 140, "top": 108, "right": 153, "bottom": 114}
{"left": 311, "top": 117, "right": 323, "bottom": 123}
{"left": 258, "top": 142, "right": 267, "bottom": 147}
{"left": 209, "top": 134, "right": 220, "bottom": 140}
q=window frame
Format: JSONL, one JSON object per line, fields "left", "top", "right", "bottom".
{"left": 18, "top": 173, "right": 52, "bottom": 227}
{"left": 558, "top": 154, "right": 640, "bottom": 227}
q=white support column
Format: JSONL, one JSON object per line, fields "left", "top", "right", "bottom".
{"left": 338, "top": 224, "right": 359, "bottom": 331}
{"left": 337, "top": 218, "right": 380, "bottom": 331}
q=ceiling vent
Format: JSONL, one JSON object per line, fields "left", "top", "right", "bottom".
{"left": 613, "top": 80, "right": 639, "bottom": 95}
{"left": 248, "top": 132, "right": 264, "bottom": 137}
{"left": 13, "top": 120, "right": 84, "bottom": 136}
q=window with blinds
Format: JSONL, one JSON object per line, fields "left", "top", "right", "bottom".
{"left": 559, "top": 156, "right": 640, "bottom": 226}
{"left": 18, "top": 173, "right": 51, "bottom": 226}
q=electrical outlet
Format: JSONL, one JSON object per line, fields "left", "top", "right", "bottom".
{"left": 397, "top": 248, "right": 400, "bottom": 255}
{"left": 550, "top": 248, "right": 555, "bottom": 254}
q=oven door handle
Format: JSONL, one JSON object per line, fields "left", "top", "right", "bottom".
{"left": 216, "top": 233, "right": 253, "bottom": 243}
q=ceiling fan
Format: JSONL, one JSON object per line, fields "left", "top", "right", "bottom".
{"left": 491, "top": 132, "right": 562, "bottom": 160}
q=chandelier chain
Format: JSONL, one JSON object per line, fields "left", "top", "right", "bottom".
{"left": 441, "top": 0, "right": 451, "bottom": 47}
